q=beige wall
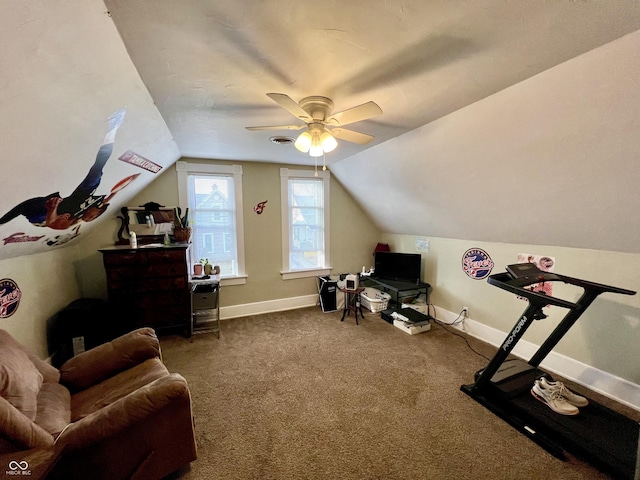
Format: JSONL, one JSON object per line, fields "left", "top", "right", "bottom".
{"left": 0, "top": 0, "right": 178, "bottom": 356}
{"left": 76, "top": 159, "right": 381, "bottom": 308}
{"left": 381, "top": 233, "right": 640, "bottom": 387}
{"left": 0, "top": 248, "right": 82, "bottom": 358}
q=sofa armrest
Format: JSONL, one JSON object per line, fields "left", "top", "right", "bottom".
{"left": 0, "top": 396, "right": 54, "bottom": 451}
{"left": 59, "top": 328, "right": 161, "bottom": 392}
{"left": 54, "top": 374, "right": 190, "bottom": 450}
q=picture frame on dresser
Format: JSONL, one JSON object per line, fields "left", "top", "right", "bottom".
{"left": 116, "top": 204, "right": 182, "bottom": 245}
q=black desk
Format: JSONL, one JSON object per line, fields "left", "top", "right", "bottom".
{"left": 365, "top": 277, "right": 430, "bottom": 305}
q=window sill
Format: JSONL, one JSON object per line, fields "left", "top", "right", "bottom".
{"left": 281, "top": 268, "right": 331, "bottom": 280}
{"left": 221, "top": 275, "right": 247, "bottom": 286}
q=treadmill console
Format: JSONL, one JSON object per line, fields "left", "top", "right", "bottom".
{"left": 506, "top": 262, "right": 542, "bottom": 279}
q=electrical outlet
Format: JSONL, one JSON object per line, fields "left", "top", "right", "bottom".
{"left": 462, "top": 307, "right": 469, "bottom": 318}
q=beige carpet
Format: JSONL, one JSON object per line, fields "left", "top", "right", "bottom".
{"left": 160, "top": 306, "right": 633, "bottom": 479}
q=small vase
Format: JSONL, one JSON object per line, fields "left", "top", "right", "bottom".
{"left": 193, "top": 264, "right": 203, "bottom": 276}
{"left": 204, "top": 263, "right": 213, "bottom": 275}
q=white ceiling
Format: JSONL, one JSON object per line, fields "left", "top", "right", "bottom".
{"left": 103, "top": 0, "right": 640, "bottom": 166}
{"left": 2, "top": 1, "right": 638, "bottom": 262}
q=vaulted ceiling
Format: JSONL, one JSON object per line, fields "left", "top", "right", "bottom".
{"left": 103, "top": 0, "right": 640, "bottom": 165}
{"left": 2, "top": 1, "right": 640, "bottom": 260}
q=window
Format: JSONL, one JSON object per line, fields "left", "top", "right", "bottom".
{"left": 280, "top": 168, "right": 330, "bottom": 279}
{"left": 177, "top": 162, "right": 245, "bottom": 285}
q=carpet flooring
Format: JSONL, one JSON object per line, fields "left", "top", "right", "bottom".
{"left": 160, "top": 306, "right": 635, "bottom": 479}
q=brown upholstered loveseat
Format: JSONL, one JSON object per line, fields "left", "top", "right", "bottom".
{"left": 0, "top": 327, "right": 197, "bottom": 479}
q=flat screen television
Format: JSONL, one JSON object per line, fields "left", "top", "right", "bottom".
{"left": 372, "top": 252, "right": 422, "bottom": 283}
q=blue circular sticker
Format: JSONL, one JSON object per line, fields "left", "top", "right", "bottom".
{"left": 0, "top": 279, "right": 22, "bottom": 318}
{"left": 462, "top": 248, "right": 495, "bottom": 280}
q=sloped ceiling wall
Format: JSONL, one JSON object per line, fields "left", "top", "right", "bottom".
{"left": 0, "top": 1, "right": 179, "bottom": 261}
{"left": 331, "top": 30, "right": 640, "bottom": 254}
{"left": 1, "top": 1, "right": 639, "bottom": 261}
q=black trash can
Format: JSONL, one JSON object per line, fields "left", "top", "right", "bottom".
{"left": 318, "top": 276, "right": 338, "bottom": 313}
{"left": 47, "top": 298, "right": 124, "bottom": 368}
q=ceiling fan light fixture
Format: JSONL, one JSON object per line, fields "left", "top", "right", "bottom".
{"left": 320, "top": 132, "right": 337, "bottom": 153}
{"left": 247, "top": 93, "right": 381, "bottom": 157}
{"left": 309, "top": 134, "right": 324, "bottom": 157}
{"left": 294, "top": 131, "right": 312, "bottom": 153}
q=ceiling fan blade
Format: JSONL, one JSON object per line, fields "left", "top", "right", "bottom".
{"left": 330, "top": 128, "right": 374, "bottom": 145}
{"left": 326, "top": 101, "right": 382, "bottom": 127}
{"left": 245, "top": 125, "right": 305, "bottom": 131}
{"left": 266, "top": 93, "right": 312, "bottom": 122}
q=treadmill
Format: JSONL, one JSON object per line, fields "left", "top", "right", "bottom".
{"left": 460, "top": 263, "right": 638, "bottom": 479}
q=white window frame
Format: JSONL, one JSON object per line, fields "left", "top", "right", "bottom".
{"left": 280, "top": 168, "right": 331, "bottom": 280}
{"left": 177, "top": 161, "right": 246, "bottom": 285}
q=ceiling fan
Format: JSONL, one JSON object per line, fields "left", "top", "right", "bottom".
{"left": 245, "top": 93, "right": 382, "bottom": 157}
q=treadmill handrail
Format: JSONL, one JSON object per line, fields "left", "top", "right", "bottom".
{"left": 552, "top": 272, "right": 636, "bottom": 296}
{"left": 487, "top": 271, "right": 636, "bottom": 310}
{"left": 487, "top": 273, "right": 577, "bottom": 309}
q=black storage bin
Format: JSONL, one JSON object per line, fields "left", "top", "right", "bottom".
{"left": 47, "top": 298, "right": 125, "bottom": 368}
{"left": 318, "top": 276, "right": 338, "bottom": 313}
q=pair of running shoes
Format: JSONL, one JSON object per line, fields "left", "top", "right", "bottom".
{"left": 530, "top": 376, "right": 588, "bottom": 415}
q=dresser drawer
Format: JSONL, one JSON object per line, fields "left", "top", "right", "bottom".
{"left": 144, "top": 249, "right": 188, "bottom": 265}
{"left": 136, "top": 290, "right": 189, "bottom": 309}
{"left": 103, "top": 250, "right": 143, "bottom": 267}
{"left": 141, "top": 262, "right": 187, "bottom": 278}
{"left": 137, "top": 276, "right": 187, "bottom": 292}
{"left": 106, "top": 267, "right": 137, "bottom": 287}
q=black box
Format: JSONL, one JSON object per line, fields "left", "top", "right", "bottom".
{"left": 381, "top": 305, "right": 399, "bottom": 323}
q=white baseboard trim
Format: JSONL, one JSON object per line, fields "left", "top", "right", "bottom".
{"left": 434, "top": 305, "right": 640, "bottom": 411}
{"left": 220, "top": 294, "right": 318, "bottom": 320}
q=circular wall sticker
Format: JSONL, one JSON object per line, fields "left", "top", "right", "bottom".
{"left": 462, "top": 248, "right": 495, "bottom": 280}
{"left": 0, "top": 278, "right": 22, "bottom": 318}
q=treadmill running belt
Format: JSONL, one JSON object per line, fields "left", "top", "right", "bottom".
{"left": 505, "top": 389, "right": 638, "bottom": 479}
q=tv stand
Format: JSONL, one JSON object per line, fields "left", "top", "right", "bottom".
{"left": 365, "top": 277, "right": 430, "bottom": 306}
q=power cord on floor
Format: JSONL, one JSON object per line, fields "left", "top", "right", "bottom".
{"left": 428, "top": 304, "right": 491, "bottom": 361}
{"left": 435, "top": 308, "right": 465, "bottom": 327}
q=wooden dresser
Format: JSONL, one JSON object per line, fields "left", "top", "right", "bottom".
{"left": 100, "top": 244, "right": 191, "bottom": 334}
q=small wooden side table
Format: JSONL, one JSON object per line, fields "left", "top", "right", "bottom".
{"left": 340, "top": 287, "right": 365, "bottom": 325}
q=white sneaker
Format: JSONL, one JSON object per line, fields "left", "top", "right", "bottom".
{"left": 539, "top": 377, "right": 589, "bottom": 407}
{"left": 531, "top": 380, "right": 580, "bottom": 415}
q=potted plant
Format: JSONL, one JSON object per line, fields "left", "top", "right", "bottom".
{"left": 193, "top": 260, "right": 203, "bottom": 276}
{"left": 173, "top": 207, "right": 191, "bottom": 242}
{"left": 202, "top": 258, "right": 213, "bottom": 275}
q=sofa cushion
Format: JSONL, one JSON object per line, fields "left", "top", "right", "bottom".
{"left": 35, "top": 382, "right": 71, "bottom": 436}
{"left": 70, "top": 357, "right": 169, "bottom": 422}
{"left": 0, "top": 330, "right": 43, "bottom": 421}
